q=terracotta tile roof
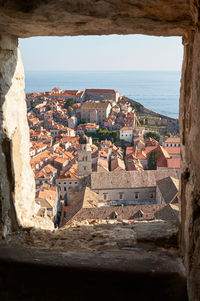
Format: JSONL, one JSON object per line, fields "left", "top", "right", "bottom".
{"left": 42, "top": 164, "right": 57, "bottom": 174}
{"left": 63, "top": 151, "right": 74, "bottom": 160}
{"left": 120, "top": 126, "right": 133, "bottom": 131}
{"left": 65, "top": 127, "right": 75, "bottom": 132}
{"left": 126, "top": 146, "right": 136, "bottom": 155}
{"left": 60, "top": 136, "right": 79, "bottom": 143}
{"left": 55, "top": 146, "right": 63, "bottom": 154}
{"left": 57, "top": 163, "right": 78, "bottom": 180}
{"left": 144, "top": 146, "right": 158, "bottom": 157}
{"left": 35, "top": 164, "right": 57, "bottom": 180}
{"left": 97, "top": 158, "right": 109, "bottom": 171}
{"left": 164, "top": 147, "right": 180, "bottom": 155}
{"left": 91, "top": 170, "right": 178, "bottom": 190}
{"left": 156, "top": 176, "right": 179, "bottom": 204}
{"left": 154, "top": 204, "right": 179, "bottom": 222}
{"left": 85, "top": 89, "right": 118, "bottom": 93}
{"left": 136, "top": 150, "right": 147, "bottom": 160}
{"left": 37, "top": 188, "right": 57, "bottom": 208}
{"left": 145, "top": 137, "right": 159, "bottom": 146}
{"left": 164, "top": 137, "right": 180, "bottom": 144}
{"left": 52, "top": 86, "right": 62, "bottom": 91}
{"left": 111, "top": 157, "right": 125, "bottom": 171}
{"left": 166, "top": 158, "right": 181, "bottom": 169}
{"left": 54, "top": 157, "right": 68, "bottom": 164}
{"left": 67, "top": 204, "right": 175, "bottom": 225}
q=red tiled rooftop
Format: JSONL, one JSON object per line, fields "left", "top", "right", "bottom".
{"left": 164, "top": 137, "right": 180, "bottom": 144}
{"left": 144, "top": 146, "right": 158, "bottom": 157}
{"left": 164, "top": 147, "right": 180, "bottom": 155}
{"left": 167, "top": 158, "right": 181, "bottom": 169}
{"left": 85, "top": 89, "right": 118, "bottom": 93}
{"left": 120, "top": 126, "right": 133, "bottom": 131}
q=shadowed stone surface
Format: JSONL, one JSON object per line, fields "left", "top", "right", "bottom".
{"left": 0, "top": 246, "right": 188, "bottom": 301}
{"left": 180, "top": 29, "right": 200, "bottom": 301}
{"left": 0, "top": 0, "right": 198, "bottom": 37}
{"left": 0, "top": 220, "right": 187, "bottom": 300}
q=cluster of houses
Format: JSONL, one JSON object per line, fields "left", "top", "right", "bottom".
{"left": 27, "top": 87, "right": 181, "bottom": 227}
{"left": 27, "top": 87, "right": 137, "bottom": 132}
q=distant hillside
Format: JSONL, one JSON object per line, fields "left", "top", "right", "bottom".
{"left": 123, "top": 96, "right": 178, "bottom": 121}
{"left": 123, "top": 96, "right": 179, "bottom": 135}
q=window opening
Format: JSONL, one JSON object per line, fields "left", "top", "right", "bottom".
{"left": 119, "top": 193, "right": 123, "bottom": 200}
{"left": 19, "top": 35, "right": 182, "bottom": 232}
{"left": 135, "top": 192, "right": 139, "bottom": 199}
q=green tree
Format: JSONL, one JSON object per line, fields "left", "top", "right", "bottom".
{"left": 148, "top": 150, "right": 158, "bottom": 170}
{"left": 86, "top": 129, "right": 120, "bottom": 143}
{"left": 144, "top": 131, "right": 160, "bottom": 142}
{"left": 68, "top": 106, "right": 73, "bottom": 114}
{"left": 134, "top": 103, "right": 142, "bottom": 112}
{"left": 31, "top": 100, "right": 36, "bottom": 108}
{"left": 80, "top": 119, "right": 88, "bottom": 124}
{"left": 64, "top": 98, "right": 74, "bottom": 109}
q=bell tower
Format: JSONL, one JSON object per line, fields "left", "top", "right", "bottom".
{"left": 78, "top": 134, "right": 92, "bottom": 177}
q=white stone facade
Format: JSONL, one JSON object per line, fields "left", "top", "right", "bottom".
{"left": 68, "top": 116, "right": 77, "bottom": 129}
{"left": 120, "top": 127, "right": 133, "bottom": 143}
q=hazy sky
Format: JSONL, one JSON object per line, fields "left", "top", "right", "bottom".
{"left": 19, "top": 35, "right": 183, "bottom": 71}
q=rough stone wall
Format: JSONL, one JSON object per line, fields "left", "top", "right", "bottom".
{"left": 0, "top": 0, "right": 198, "bottom": 38}
{"left": 0, "top": 35, "right": 53, "bottom": 235}
{"left": 180, "top": 28, "right": 200, "bottom": 301}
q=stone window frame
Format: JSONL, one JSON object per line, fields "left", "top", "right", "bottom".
{"left": 0, "top": 3, "right": 199, "bottom": 298}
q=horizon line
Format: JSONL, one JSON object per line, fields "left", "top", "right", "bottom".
{"left": 24, "top": 69, "right": 181, "bottom": 72}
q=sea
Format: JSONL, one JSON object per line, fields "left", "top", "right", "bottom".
{"left": 24, "top": 70, "right": 181, "bottom": 119}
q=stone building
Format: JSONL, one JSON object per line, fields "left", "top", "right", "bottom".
{"left": 91, "top": 170, "right": 178, "bottom": 206}
{"left": 120, "top": 126, "right": 133, "bottom": 143}
{"left": 56, "top": 174, "right": 79, "bottom": 199}
{"left": 163, "top": 137, "right": 181, "bottom": 147}
{"left": 77, "top": 135, "right": 92, "bottom": 177}
{"left": 81, "top": 102, "right": 111, "bottom": 125}
{"left": 68, "top": 116, "right": 77, "bottom": 129}
{"left": 84, "top": 89, "right": 120, "bottom": 103}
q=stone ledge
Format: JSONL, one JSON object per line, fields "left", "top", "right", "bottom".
{"left": 0, "top": 239, "right": 187, "bottom": 301}
{"left": 9, "top": 219, "right": 179, "bottom": 252}
{"left": 0, "top": 241, "right": 182, "bottom": 274}
{"left": 0, "top": 220, "right": 187, "bottom": 300}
